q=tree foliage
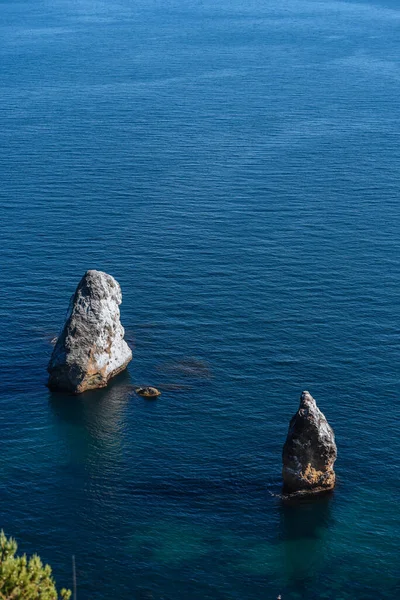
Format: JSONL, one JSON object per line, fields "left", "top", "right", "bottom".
{"left": 0, "top": 531, "right": 71, "bottom": 600}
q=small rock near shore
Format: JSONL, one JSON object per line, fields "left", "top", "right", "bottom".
{"left": 48, "top": 270, "right": 132, "bottom": 394}
{"left": 282, "top": 391, "right": 337, "bottom": 495}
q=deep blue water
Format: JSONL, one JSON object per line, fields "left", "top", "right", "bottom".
{"left": 1, "top": 0, "right": 400, "bottom": 598}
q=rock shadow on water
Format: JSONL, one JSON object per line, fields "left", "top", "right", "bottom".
{"left": 278, "top": 493, "right": 334, "bottom": 542}
{"left": 235, "top": 494, "right": 334, "bottom": 594}
{"left": 47, "top": 371, "right": 135, "bottom": 538}
{"left": 276, "top": 494, "right": 334, "bottom": 593}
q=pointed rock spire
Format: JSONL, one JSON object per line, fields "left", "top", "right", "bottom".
{"left": 282, "top": 391, "right": 337, "bottom": 495}
{"left": 48, "top": 270, "right": 132, "bottom": 394}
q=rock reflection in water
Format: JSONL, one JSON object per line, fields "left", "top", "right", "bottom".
{"left": 277, "top": 494, "right": 333, "bottom": 590}
{"left": 49, "top": 370, "right": 132, "bottom": 466}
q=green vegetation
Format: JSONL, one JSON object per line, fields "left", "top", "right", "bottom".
{"left": 0, "top": 531, "right": 71, "bottom": 600}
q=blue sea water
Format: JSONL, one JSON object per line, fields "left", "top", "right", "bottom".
{"left": 1, "top": 0, "right": 400, "bottom": 597}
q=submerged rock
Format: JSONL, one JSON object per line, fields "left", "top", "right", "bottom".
{"left": 282, "top": 391, "right": 337, "bottom": 495}
{"left": 48, "top": 270, "right": 132, "bottom": 394}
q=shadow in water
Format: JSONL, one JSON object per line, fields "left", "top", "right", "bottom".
{"left": 277, "top": 494, "right": 334, "bottom": 593}
{"left": 48, "top": 369, "right": 133, "bottom": 468}
{"left": 45, "top": 371, "right": 137, "bottom": 559}
{"left": 49, "top": 369, "right": 132, "bottom": 422}
{"left": 279, "top": 493, "right": 334, "bottom": 542}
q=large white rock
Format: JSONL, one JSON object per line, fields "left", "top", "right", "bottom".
{"left": 48, "top": 270, "right": 132, "bottom": 394}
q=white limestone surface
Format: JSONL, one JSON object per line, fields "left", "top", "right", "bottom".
{"left": 48, "top": 270, "right": 132, "bottom": 394}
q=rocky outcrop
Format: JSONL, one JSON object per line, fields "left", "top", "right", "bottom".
{"left": 282, "top": 391, "right": 337, "bottom": 495}
{"left": 135, "top": 386, "right": 161, "bottom": 398}
{"left": 48, "top": 270, "right": 132, "bottom": 394}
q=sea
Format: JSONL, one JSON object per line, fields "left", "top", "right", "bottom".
{"left": 0, "top": 0, "right": 399, "bottom": 598}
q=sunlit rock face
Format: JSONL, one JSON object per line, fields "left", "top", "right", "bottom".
{"left": 48, "top": 270, "right": 132, "bottom": 394}
{"left": 282, "top": 391, "right": 337, "bottom": 495}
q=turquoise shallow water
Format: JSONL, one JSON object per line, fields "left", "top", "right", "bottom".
{"left": 0, "top": 0, "right": 399, "bottom": 598}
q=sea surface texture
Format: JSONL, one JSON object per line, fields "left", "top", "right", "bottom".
{"left": 0, "top": 0, "right": 399, "bottom": 598}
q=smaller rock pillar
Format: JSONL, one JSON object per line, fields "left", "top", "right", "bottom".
{"left": 282, "top": 391, "right": 337, "bottom": 495}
